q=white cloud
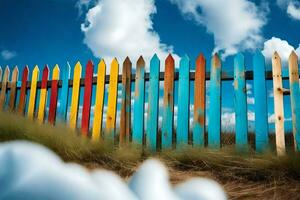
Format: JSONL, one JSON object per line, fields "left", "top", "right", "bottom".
{"left": 1, "top": 50, "right": 17, "bottom": 60}
{"left": 287, "top": 1, "right": 300, "bottom": 20}
{"left": 262, "top": 37, "right": 300, "bottom": 63}
{"left": 81, "top": 0, "right": 178, "bottom": 71}
{"left": 170, "top": 0, "right": 268, "bottom": 59}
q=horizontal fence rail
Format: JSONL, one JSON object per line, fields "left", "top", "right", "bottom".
{"left": 0, "top": 51, "right": 299, "bottom": 155}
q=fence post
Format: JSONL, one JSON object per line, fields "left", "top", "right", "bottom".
{"left": 48, "top": 65, "right": 60, "bottom": 125}
{"left": 133, "top": 56, "right": 145, "bottom": 144}
{"left": 193, "top": 53, "right": 206, "bottom": 146}
{"left": 27, "top": 66, "right": 39, "bottom": 119}
{"left": 120, "top": 57, "right": 132, "bottom": 144}
{"left": 105, "top": 58, "right": 119, "bottom": 137}
{"left": 0, "top": 66, "right": 10, "bottom": 110}
{"left": 147, "top": 54, "right": 160, "bottom": 151}
{"left": 162, "top": 54, "right": 175, "bottom": 149}
{"left": 37, "top": 65, "right": 49, "bottom": 123}
{"left": 253, "top": 51, "right": 269, "bottom": 152}
{"left": 18, "top": 66, "right": 29, "bottom": 115}
{"left": 70, "top": 62, "right": 82, "bottom": 130}
{"left": 92, "top": 59, "right": 106, "bottom": 141}
{"left": 9, "top": 66, "right": 19, "bottom": 111}
{"left": 272, "top": 52, "right": 285, "bottom": 155}
{"left": 234, "top": 53, "right": 248, "bottom": 149}
{"left": 177, "top": 55, "right": 190, "bottom": 145}
{"left": 288, "top": 51, "right": 300, "bottom": 152}
{"left": 81, "top": 60, "right": 94, "bottom": 136}
{"left": 208, "top": 53, "right": 221, "bottom": 148}
{"left": 58, "top": 63, "right": 70, "bottom": 121}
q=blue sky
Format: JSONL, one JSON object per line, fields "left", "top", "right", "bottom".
{"left": 1, "top": 0, "right": 300, "bottom": 132}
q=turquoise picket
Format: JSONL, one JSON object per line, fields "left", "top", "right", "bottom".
{"left": 253, "top": 51, "right": 269, "bottom": 152}
{"left": 208, "top": 54, "right": 221, "bottom": 148}
{"left": 58, "top": 63, "right": 70, "bottom": 121}
{"left": 133, "top": 56, "right": 145, "bottom": 144}
{"left": 234, "top": 53, "right": 248, "bottom": 149}
{"left": 146, "top": 54, "right": 160, "bottom": 150}
{"left": 177, "top": 55, "right": 190, "bottom": 145}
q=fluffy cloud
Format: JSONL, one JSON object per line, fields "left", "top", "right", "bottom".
{"left": 262, "top": 37, "right": 300, "bottom": 63}
{"left": 1, "top": 50, "right": 17, "bottom": 60}
{"left": 287, "top": 1, "right": 300, "bottom": 20}
{"left": 81, "top": 0, "right": 178, "bottom": 71}
{"left": 0, "top": 141, "right": 227, "bottom": 200}
{"left": 170, "top": 0, "right": 268, "bottom": 59}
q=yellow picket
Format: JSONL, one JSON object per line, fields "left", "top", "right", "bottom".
{"left": 27, "top": 66, "right": 39, "bottom": 119}
{"left": 69, "top": 62, "right": 82, "bottom": 130}
{"left": 0, "top": 66, "right": 10, "bottom": 110}
{"left": 92, "top": 59, "right": 106, "bottom": 140}
{"left": 37, "top": 66, "right": 49, "bottom": 123}
{"left": 105, "top": 58, "right": 119, "bottom": 135}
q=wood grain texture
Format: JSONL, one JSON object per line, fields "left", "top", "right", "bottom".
{"left": 147, "top": 54, "right": 160, "bottom": 150}
{"left": 193, "top": 53, "right": 206, "bottom": 146}
{"left": 27, "top": 66, "right": 39, "bottom": 119}
{"left": 120, "top": 57, "right": 132, "bottom": 144}
{"left": 272, "top": 52, "right": 285, "bottom": 155}
{"left": 208, "top": 53, "right": 222, "bottom": 148}
{"left": 48, "top": 65, "right": 60, "bottom": 125}
{"left": 37, "top": 65, "right": 49, "bottom": 123}
{"left": 162, "top": 54, "right": 175, "bottom": 149}
{"left": 9, "top": 66, "right": 19, "bottom": 111}
{"left": 288, "top": 51, "right": 300, "bottom": 152}
{"left": 253, "top": 51, "right": 269, "bottom": 152}
{"left": 70, "top": 62, "right": 82, "bottom": 130}
{"left": 18, "top": 66, "right": 29, "bottom": 115}
{"left": 81, "top": 60, "right": 94, "bottom": 136}
{"left": 57, "top": 63, "right": 70, "bottom": 121}
{"left": 92, "top": 59, "right": 106, "bottom": 141}
{"left": 105, "top": 58, "right": 119, "bottom": 136}
{"left": 0, "top": 67, "right": 10, "bottom": 110}
{"left": 177, "top": 55, "right": 190, "bottom": 145}
{"left": 234, "top": 53, "right": 248, "bottom": 149}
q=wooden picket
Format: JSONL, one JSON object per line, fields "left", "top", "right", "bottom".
{"left": 2, "top": 51, "right": 300, "bottom": 154}
{"left": 133, "top": 56, "right": 145, "bottom": 144}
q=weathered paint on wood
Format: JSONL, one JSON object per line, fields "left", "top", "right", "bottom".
{"left": 253, "top": 51, "right": 268, "bottom": 152}
{"left": 120, "top": 57, "right": 132, "bottom": 144}
{"left": 234, "top": 53, "right": 248, "bottom": 149}
{"left": 48, "top": 65, "right": 60, "bottom": 125}
{"left": 105, "top": 58, "right": 119, "bottom": 136}
{"left": 288, "top": 51, "right": 300, "bottom": 152}
{"left": 37, "top": 65, "right": 49, "bottom": 123}
{"left": 133, "top": 56, "right": 145, "bottom": 144}
{"left": 272, "top": 52, "right": 285, "bottom": 155}
{"left": 146, "top": 54, "right": 160, "bottom": 150}
{"left": 18, "top": 66, "right": 29, "bottom": 115}
{"left": 81, "top": 60, "right": 94, "bottom": 136}
{"left": 208, "top": 53, "right": 221, "bottom": 148}
{"left": 177, "top": 55, "right": 190, "bottom": 145}
{"left": 27, "top": 66, "right": 39, "bottom": 119}
{"left": 0, "top": 66, "right": 10, "bottom": 110}
{"left": 70, "top": 62, "right": 82, "bottom": 130}
{"left": 193, "top": 53, "right": 206, "bottom": 146}
{"left": 92, "top": 59, "right": 106, "bottom": 141}
{"left": 162, "top": 54, "right": 175, "bottom": 149}
{"left": 9, "top": 66, "right": 19, "bottom": 111}
{"left": 58, "top": 63, "right": 70, "bottom": 121}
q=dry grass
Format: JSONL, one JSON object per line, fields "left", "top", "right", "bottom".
{"left": 0, "top": 112, "right": 300, "bottom": 199}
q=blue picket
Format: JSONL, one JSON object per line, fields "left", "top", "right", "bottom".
{"left": 253, "top": 51, "right": 269, "bottom": 152}
{"left": 177, "top": 55, "right": 190, "bottom": 145}
{"left": 146, "top": 54, "right": 160, "bottom": 150}
{"left": 133, "top": 56, "right": 145, "bottom": 144}
{"left": 234, "top": 53, "right": 248, "bottom": 149}
{"left": 58, "top": 63, "right": 70, "bottom": 121}
{"left": 208, "top": 53, "right": 221, "bottom": 148}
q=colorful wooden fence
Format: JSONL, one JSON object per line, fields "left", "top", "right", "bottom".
{"left": 0, "top": 51, "right": 300, "bottom": 155}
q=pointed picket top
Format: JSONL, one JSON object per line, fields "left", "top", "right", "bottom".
{"left": 180, "top": 54, "right": 190, "bottom": 65}
{"left": 196, "top": 53, "right": 205, "bottom": 65}
{"left": 75, "top": 61, "right": 82, "bottom": 72}
{"left": 64, "top": 62, "right": 71, "bottom": 78}
{"left": 235, "top": 52, "right": 244, "bottom": 61}
{"left": 99, "top": 59, "right": 106, "bottom": 67}
{"left": 4, "top": 66, "right": 10, "bottom": 77}
{"left": 137, "top": 56, "right": 145, "bottom": 66}
{"left": 112, "top": 57, "right": 118, "bottom": 66}
{"left": 52, "top": 64, "right": 60, "bottom": 80}
{"left": 151, "top": 54, "right": 159, "bottom": 63}
{"left": 212, "top": 53, "right": 221, "bottom": 67}
{"left": 166, "top": 53, "right": 174, "bottom": 64}
{"left": 254, "top": 50, "right": 264, "bottom": 59}
{"left": 273, "top": 51, "right": 281, "bottom": 61}
{"left": 41, "top": 65, "right": 49, "bottom": 87}
{"left": 150, "top": 54, "right": 160, "bottom": 74}
{"left": 33, "top": 65, "right": 40, "bottom": 74}
{"left": 11, "top": 66, "right": 19, "bottom": 81}
{"left": 87, "top": 59, "right": 93, "bottom": 68}
{"left": 124, "top": 56, "right": 131, "bottom": 65}
{"left": 289, "top": 50, "right": 298, "bottom": 60}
